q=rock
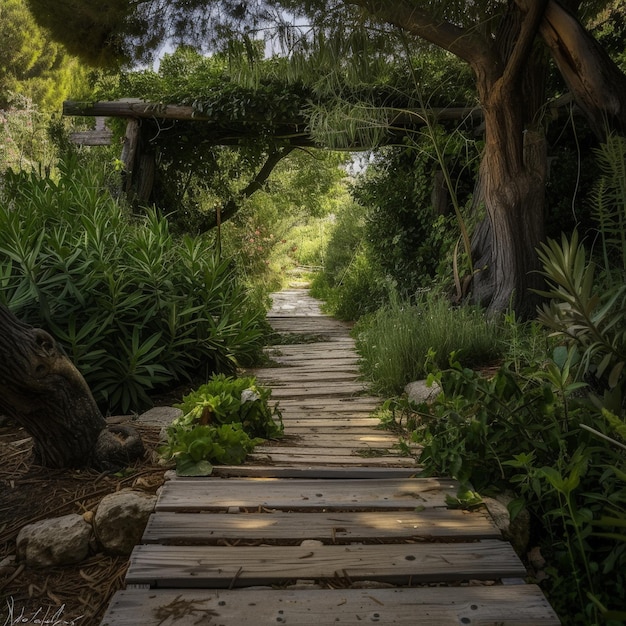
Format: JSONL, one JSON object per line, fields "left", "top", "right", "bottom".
{"left": 137, "top": 406, "right": 183, "bottom": 428}
{"left": 94, "top": 488, "right": 157, "bottom": 556}
{"left": 483, "top": 494, "right": 530, "bottom": 556}
{"left": 299, "top": 540, "right": 323, "bottom": 548}
{"left": 404, "top": 380, "right": 441, "bottom": 405}
{"left": 16, "top": 514, "right": 92, "bottom": 567}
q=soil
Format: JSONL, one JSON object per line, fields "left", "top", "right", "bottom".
{"left": 0, "top": 417, "right": 169, "bottom": 626}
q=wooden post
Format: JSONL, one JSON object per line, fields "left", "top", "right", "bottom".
{"left": 121, "top": 119, "right": 141, "bottom": 193}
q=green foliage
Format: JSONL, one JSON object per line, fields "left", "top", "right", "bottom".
{"left": 411, "top": 350, "right": 626, "bottom": 623}
{"left": 537, "top": 135, "right": 626, "bottom": 415}
{"left": 537, "top": 231, "right": 626, "bottom": 411}
{"left": 310, "top": 200, "right": 391, "bottom": 320}
{"left": 0, "top": 0, "right": 88, "bottom": 111}
{"left": 0, "top": 158, "right": 268, "bottom": 413}
{"left": 159, "top": 374, "right": 283, "bottom": 475}
{"left": 354, "top": 293, "right": 505, "bottom": 395}
{"left": 0, "top": 95, "right": 57, "bottom": 173}
{"left": 352, "top": 143, "right": 472, "bottom": 294}
{"left": 408, "top": 134, "right": 626, "bottom": 624}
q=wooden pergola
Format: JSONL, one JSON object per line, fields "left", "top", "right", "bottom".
{"left": 63, "top": 99, "right": 484, "bottom": 205}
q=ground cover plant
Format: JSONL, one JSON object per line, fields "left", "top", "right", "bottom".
{"left": 0, "top": 156, "right": 269, "bottom": 414}
{"left": 158, "top": 373, "right": 283, "bottom": 475}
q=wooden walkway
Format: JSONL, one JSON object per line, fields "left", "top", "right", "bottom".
{"left": 101, "top": 289, "right": 560, "bottom": 625}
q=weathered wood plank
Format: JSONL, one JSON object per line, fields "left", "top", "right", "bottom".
{"left": 142, "top": 509, "right": 500, "bottom": 544}
{"left": 247, "top": 452, "right": 417, "bottom": 466}
{"left": 275, "top": 434, "right": 404, "bottom": 448}
{"left": 252, "top": 370, "right": 360, "bottom": 383}
{"left": 210, "top": 465, "right": 421, "bottom": 479}
{"left": 250, "top": 357, "right": 359, "bottom": 376}
{"left": 101, "top": 586, "right": 561, "bottom": 626}
{"left": 277, "top": 398, "right": 381, "bottom": 409}
{"left": 269, "top": 384, "right": 368, "bottom": 398}
{"left": 283, "top": 422, "right": 382, "bottom": 430}
{"left": 253, "top": 445, "right": 402, "bottom": 456}
{"left": 156, "top": 478, "right": 453, "bottom": 512}
{"left": 126, "top": 540, "right": 527, "bottom": 588}
{"left": 281, "top": 422, "right": 381, "bottom": 431}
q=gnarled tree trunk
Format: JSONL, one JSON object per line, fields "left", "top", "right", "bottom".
{"left": 0, "top": 303, "right": 143, "bottom": 470}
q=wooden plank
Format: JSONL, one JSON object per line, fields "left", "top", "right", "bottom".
{"left": 210, "top": 466, "right": 421, "bottom": 479}
{"left": 273, "top": 435, "right": 404, "bottom": 448}
{"left": 155, "top": 478, "right": 454, "bottom": 512}
{"left": 252, "top": 370, "right": 359, "bottom": 383}
{"left": 102, "top": 586, "right": 561, "bottom": 626}
{"left": 256, "top": 360, "right": 358, "bottom": 368}
{"left": 142, "top": 509, "right": 500, "bottom": 544}
{"left": 277, "top": 398, "right": 381, "bottom": 409}
{"left": 283, "top": 421, "right": 382, "bottom": 429}
{"left": 253, "top": 446, "right": 402, "bottom": 456}
{"left": 125, "top": 540, "right": 527, "bottom": 587}
{"left": 269, "top": 384, "right": 368, "bottom": 398}
{"left": 247, "top": 453, "right": 417, "bottom": 466}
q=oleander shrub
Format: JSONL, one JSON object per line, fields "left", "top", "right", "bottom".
{"left": 0, "top": 157, "right": 268, "bottom": 413}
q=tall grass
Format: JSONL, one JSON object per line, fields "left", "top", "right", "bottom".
{"left": 355, "top": 293, "right": 505, "bottom": 395}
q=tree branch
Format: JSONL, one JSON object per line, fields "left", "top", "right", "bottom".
{"left": 536, "top": 0, "right": 626, "bottom": 137}
{"left": 344, "top": 0, "right": 492, "bottom": 69}
{"left": 213, "top": 145, "right": 296, "bottom": 227}
{"left": 505, "top": 0, "right": 549, "bottom": 87}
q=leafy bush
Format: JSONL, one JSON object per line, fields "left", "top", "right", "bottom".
{"left": 354, "top": 293, "right": 505, "bottom": 395}
{"left": 352, "top": 144, "right": 466, "bottom": 294}
{"left": 0, "top": 158, "right": 268, "bottom": 413}
{"left": 403, "top": 136, "right": 626, "bottom": 625}
{"left": 159, "top": 374, "right": 283, "bottom": 476}
{"left": 310, "top": 201, "right": 390, "bottom": 319}
{"left": 411, "top": 349, "right": 626, "bottom": 624}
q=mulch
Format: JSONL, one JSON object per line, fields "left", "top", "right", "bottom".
{"left": 0, "top": 420, "right": 168, "bottom": 625}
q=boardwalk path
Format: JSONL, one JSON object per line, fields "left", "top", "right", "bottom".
{"left": 101, "top": 289, "right": 560, "bottom": 625}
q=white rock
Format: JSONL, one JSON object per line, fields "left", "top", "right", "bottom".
{"left": 483, "top": 494, "right": 530, "bottom": 556}
{"left": 16, "top": 514, "right": 92, "bottom": 567}
{"left": 404, "top": 380, "right": 441, "bottom": 404}
{"left": 94, "top": 489, "right": 157, "bottom": 555}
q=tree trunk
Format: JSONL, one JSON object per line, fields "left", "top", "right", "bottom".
{"left": 471, "top": 109, "right": 547, "bottom": 317}
{"left": 0, "top": 303, "right": 143, "bottom": 470}
{"left": 468, "top": 3, "right": 548, "bottom": 317}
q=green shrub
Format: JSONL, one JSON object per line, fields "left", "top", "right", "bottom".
{"left": 412, "top": 349, "right": 626, "bottom": 625}
{"left": 159, "top": 374, "right": 283, "bottom": 475}
{"left": 0, "top": 158, "right": 268, "bottom": 413}
{"left": 310, "top": 201, "right": 390, "bottom": 320}
{"left": 354, "top": 293, "right": 504, "bottom": 395}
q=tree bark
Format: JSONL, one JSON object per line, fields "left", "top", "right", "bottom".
{"left": 0, "top": 303, "right": 143, "bottom": 470}
{"left": 534, "top": 0, "right": 626, "bottom": 138}
{"left": 469, "top": 2, "right": 549, "bottom": 316}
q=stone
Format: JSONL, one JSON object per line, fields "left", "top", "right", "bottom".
{"left": 16, "top": 514, "right": 92, "bottom": 568}
{"left": 404, "top": 380, "right": 441, "bottom": 405}
{"left": 483, "top": 494, "right": 530, "bottom": 556}
{"left": 137, "top": 406, "right": 183, "bottom": 427}
{"left": 94, "top": 488, "right": 157, "bottom": 556}
{"left": 299, "top": 540, "right": 323, "bottom": 548}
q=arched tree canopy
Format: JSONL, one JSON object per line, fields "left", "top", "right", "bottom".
{"left": 36, "top": 0, "right": 626, "bottom": 315}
